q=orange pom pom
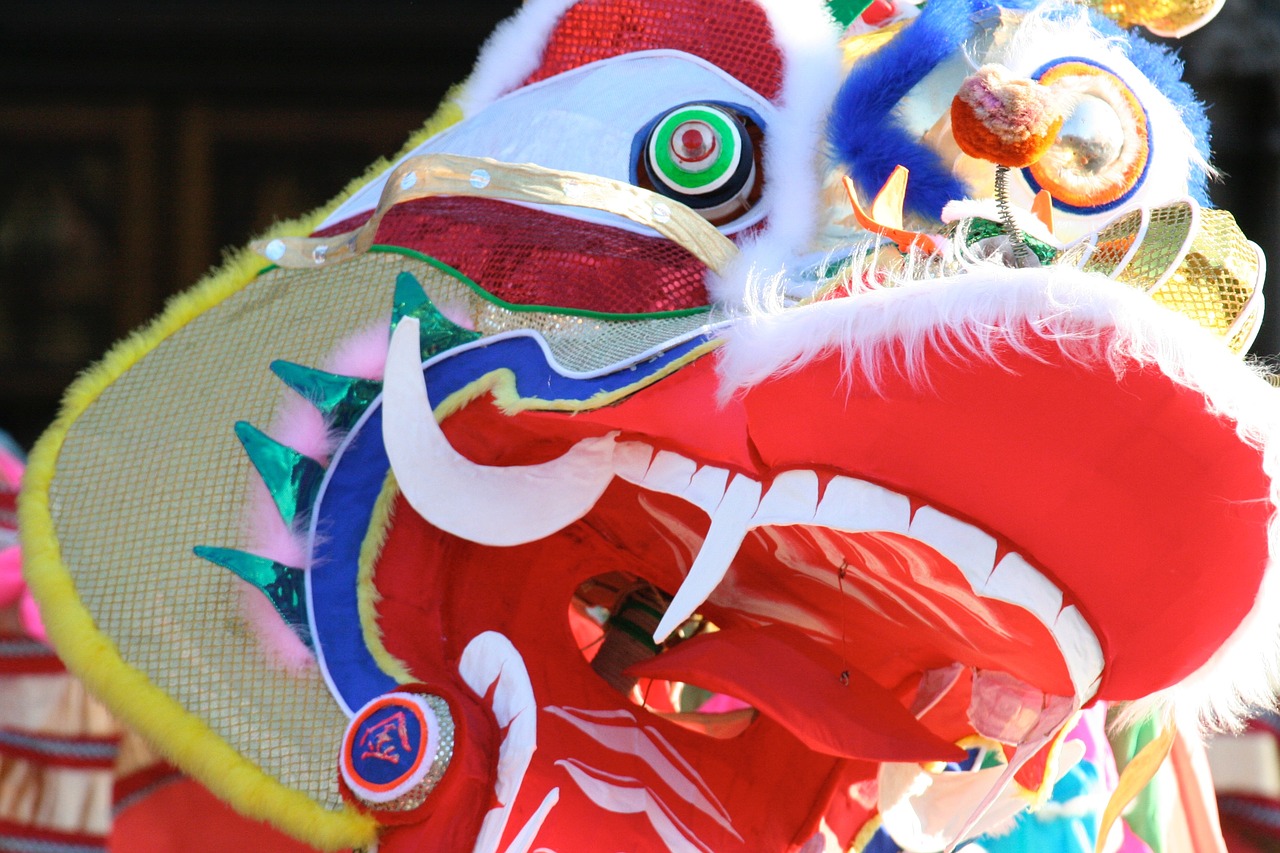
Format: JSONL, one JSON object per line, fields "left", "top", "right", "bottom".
{"left": 950, "top": 64, "right": 1065, "bottom": 169}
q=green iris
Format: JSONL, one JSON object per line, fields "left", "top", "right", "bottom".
{"left": 648, "top": 105, "right": 741, "bottom": 194}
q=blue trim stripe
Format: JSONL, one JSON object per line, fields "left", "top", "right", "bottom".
{"left": 310, "top": 330, "right": 715, "bottom": 712}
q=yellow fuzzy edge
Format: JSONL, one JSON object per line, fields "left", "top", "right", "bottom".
{"left": 18, "top": 91, "right": 466, "bottom": 851}
{"left": 358, "top": 471, "right": 416, "bottom": 684}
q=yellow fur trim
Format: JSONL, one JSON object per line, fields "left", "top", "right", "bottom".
{"left": 431, "top": 340, "right": 722, "bottom": 421}
{"left": 18, "top": 91, "right": 468, "bottom": 850}
{"left": 359, "top": 472, "right": 416, "bottom": 684}
{"left": 850, "top": 813, "right": 882, "bottom": 852}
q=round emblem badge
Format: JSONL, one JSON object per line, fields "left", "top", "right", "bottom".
{"left": 339, "top": 690, "right": 454, "bottom": 811}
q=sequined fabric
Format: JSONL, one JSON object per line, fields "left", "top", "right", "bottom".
{"left": 320, "top": 196, "right": 713, "bottom": 315}
{"left": 524, "top": 0, "right": 783, "bottom": 99}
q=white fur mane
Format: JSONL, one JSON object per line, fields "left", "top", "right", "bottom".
{"left": 718, "top": 254, "right": 1280, "bottom": 732}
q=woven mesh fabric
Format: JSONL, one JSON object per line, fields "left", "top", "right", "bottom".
{"left": 48, "top": 249, "right": 717, "bottom": 814}
{"left": 378, "top": 248, "right": 717, "bottom": 372}
{"left": 47, "top": 258, "right": 435, "bottom": 810}
{"left": 319, "top": 197, "right": 713, "bottom": 315}
{"left": 524, "top": 0, "right": 783, "bottom": 100}
{"left": 1151, "top": 208, "right": 1259, "bottom": 340}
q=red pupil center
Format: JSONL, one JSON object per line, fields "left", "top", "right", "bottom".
{"left": 674, "top": 123, "right": 715, "bottom": 163}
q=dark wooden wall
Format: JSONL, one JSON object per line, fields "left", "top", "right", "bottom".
{"left": 0, "top": 0, "right": 514, "bottom": 448}
{"left": 2, "top": 1, "right": 1276, "bottom": 449}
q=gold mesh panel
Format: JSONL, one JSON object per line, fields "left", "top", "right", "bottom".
{"left": 1150, "top": 208, "right": 1259, "bottom": 347}
{"left": 48, "top": 251, "right": 713, "bottom": 807}
{"left": 50, "top": 258, "right": 410, "bottom": 809}
{"left": 1082, "top": 208, "right": 1144, "bottom": 277}
{"left": 1114, "top": 201, "right": 1194, "bottom": 290}
{"left": 396, "top": 251, "right": 716, "bottom": 373}
{"left": 1055, "top": 236, "right": 1096, "bottom": 270}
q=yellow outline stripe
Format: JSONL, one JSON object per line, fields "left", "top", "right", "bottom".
{"left": 18, "top": 92, "right": 467, "bottom": 851}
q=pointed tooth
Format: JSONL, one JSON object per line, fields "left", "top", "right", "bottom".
{"left": 653, "top": 474, "right": 762, "bottom": 642}
{"left": 614, "top": 442, "right": 656, "bottom": 484}
{"left": 1053, "top": 605, "right": 1104, "bottom": 699}
{"left": 643, "top": 451, "right": 698, "bottom": 496}
{"left": 980, "top": 554, "right": 1063, "bottom": 625}
{"left": 908, "top": 508, "right": 998, "bottom": 589}
{"left": 684, "top": 465, "right": 730, "bottom": 516}
{"left": 383, "top": 318, "right": 617, "bottom": 547}
{"left": 752, "top": 470, "right": 819, "bottom": 526}
{"left": 812, "top": 477, "right": 910, "bottom": 534}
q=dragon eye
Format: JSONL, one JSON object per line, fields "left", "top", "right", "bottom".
{"left": 640, "top": 103, "right": 759, "bottom": 223}
{"left": 1024, "top": 60, "right": 1151, "bottom": 212}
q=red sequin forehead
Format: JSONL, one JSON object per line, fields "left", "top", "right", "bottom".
{"left": 524, "top": 0, "right": 784, "bottom": 100}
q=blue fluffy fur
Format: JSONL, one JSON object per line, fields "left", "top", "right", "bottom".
{"left": 828, "top": 0, "right": 1214, "bottom": 216}
{"left": 828, "top": 0, "right": 976, "bottom": 219}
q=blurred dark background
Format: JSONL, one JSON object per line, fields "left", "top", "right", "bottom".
{"left": 1, "top": 0, "right": 1277, "bottom": 450}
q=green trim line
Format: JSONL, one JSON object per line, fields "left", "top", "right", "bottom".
{"left": 367, "top": 245, "right": 713, "bottom": 322}
{"left": 650, "top": 106, "right": 739, "bottom": 192}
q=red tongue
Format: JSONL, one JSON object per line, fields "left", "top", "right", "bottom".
{"left": 626, "top": 624, "right": 965, "bottom": 763}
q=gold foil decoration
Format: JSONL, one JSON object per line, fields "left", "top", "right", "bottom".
{"left": 1081, "top": 0, "right": 1225, "bottom": 38}
{"left": 1074, "top": 200, "right": 1262, "bottom": 354}
{"left": 255, "top": 154, "right": 739, "bottom": 276}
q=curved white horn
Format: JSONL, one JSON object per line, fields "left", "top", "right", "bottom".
{"left": 383, "top": 318, "right": 617, "bottom": 547}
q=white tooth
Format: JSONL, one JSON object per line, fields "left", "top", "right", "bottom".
{"left": 383, "top": 318, "right": 616, "bottom": 547}
{"left": 644, "top": 450, "right": 698, "bottom": 496}
{"left": 908, "top": 507, "right": 998, "bottom": 589}
{"left": 980, "top": 554, "right": 1063, "bottom": 626}
{"left": 459, "top": 632, "right": 538, "bottom": 853}
{"left": 752, "top": 470, "right": 819, "bottom": 526}
{"left": 614, "top": 442, "right": 655, "bottom": 484}
{"left": 812, "top": 477, "right": 910, "bottom": 534}
{"left": 652, "top": 474, "right": 762, "bottom": 642}
{"left": 1053, "top": 605, "right": 1104, "bottom": 699}
{"left": 685, "top": 465, "right": 730, "bottom": 516}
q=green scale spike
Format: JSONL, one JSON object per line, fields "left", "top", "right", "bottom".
{"left": 234, "top": 421, "right": 325, "bottom": 528}
{"left": 392, "top": 270, "right": 482, "bottom": 360}
{"left": 193, "top": 546, "right": 313, "bottom": 649}
{"left": 827, "top": 0, "right": 876, "bottom": 27}
{"left": 271, "top": 361, "right": 381, "bottom": 433}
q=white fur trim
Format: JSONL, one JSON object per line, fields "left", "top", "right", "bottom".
{"left": 708, "top": 0, "right": 845, "bottom": 305}
{"left": 718, "top": 259, "right": 1280, "bottom": 731}
{"left": 458, "top": 0, "right": 581, "bottom": 116}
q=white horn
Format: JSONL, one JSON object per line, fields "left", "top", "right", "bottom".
{"left": 383, "top": 318, "right": 617, "bottom": 546}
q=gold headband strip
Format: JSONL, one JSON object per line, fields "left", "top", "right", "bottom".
{"left": 253, "top": 153, "right": 740, "bottom": 276}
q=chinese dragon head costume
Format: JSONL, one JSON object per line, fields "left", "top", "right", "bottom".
{"left": 19, "top": 0, "right": 1279, "bottom": 851}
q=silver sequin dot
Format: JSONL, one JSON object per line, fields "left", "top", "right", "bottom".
{"left": 652, "top": 202, "right": 671, "bottom": 223}
{"left": 264, "top": 239, "right": 286, "bottom": 262}
{"left": 470, "top": 169, "right": 491, "bottom": 189}
{"left": 312, "top": 244, "right": 329, "bottom": 264}
{"left": 400, "top": 171, "right": 419, "bottom": 191}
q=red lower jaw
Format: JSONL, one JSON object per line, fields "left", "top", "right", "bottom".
{"left": 496, "top": 328, "right": 1270, "bottom": 702}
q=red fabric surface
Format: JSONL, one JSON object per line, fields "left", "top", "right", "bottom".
{"left": 316, "top": 197, "right": 712, "bottom": 315}
{"left": 524, "top": 0, "right": 783, "bottom": 100}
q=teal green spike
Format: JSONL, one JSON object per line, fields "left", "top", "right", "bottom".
{"left": 234, "top": 422, "right": 325, "bottom": 527}
{"left": 392, "top": 271, "right": 482, "bottom": 360}
{"left": 827, "top": 0, "right": 875, "bottom": 27}
{"left": 194, "top": 546, "right": 313, "bottom": 649}
{"left": 271, "top": 360, "right": 381, "bottom": 433}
